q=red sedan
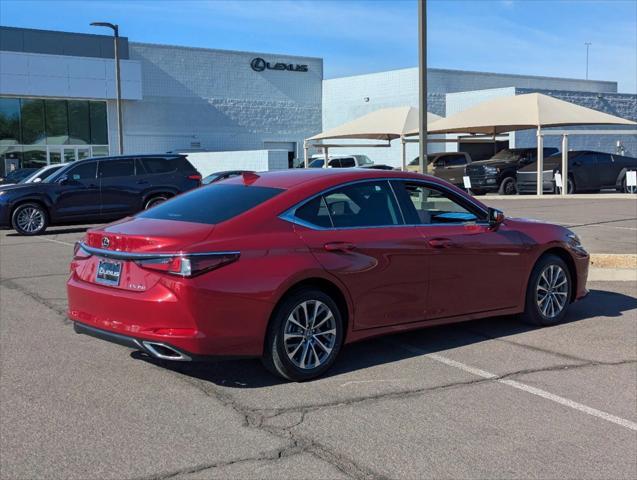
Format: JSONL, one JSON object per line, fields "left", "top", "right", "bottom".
{"left": 68, "top": 169, "right": 589, "bottom": 381}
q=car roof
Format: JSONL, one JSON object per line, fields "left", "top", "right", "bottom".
{"left": 71, "top": 154, "right": 184, "bottom": 165}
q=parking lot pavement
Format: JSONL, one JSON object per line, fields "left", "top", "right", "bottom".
{"left": 483, "top": 197, "right": 637, "bottom": 254}
{"left": 1, "top": 225, "right": 636, "bottom": 479}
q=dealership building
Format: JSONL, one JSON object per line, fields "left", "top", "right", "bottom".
{"left": 1, "top": 25, "right": 635, "bottom": 175}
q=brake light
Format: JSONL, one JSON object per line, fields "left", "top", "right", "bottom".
{"left": 73, "top": 242, "right": 92, "bottom": 259}
{"left": 188, "top": 174, "right": 202, "bottom": 181}
{"left": 135, "top": 253, "right": 239, "bottom": 277}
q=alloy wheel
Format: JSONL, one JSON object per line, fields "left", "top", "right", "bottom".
{"left": 283, "top": 300, "right": 337, "bottom": 370}
{"left": 16, "top": 207, "right": 45, "bottom": 234}
{"left": 536, "top": 264, "right": 568, "bottom": 319}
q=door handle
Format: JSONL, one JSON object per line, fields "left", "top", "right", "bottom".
{"left": 428, "top": 238, "right": 453, "bottom": 249}
{"left": 324, "top": 242, "right": 356, "bottom": 252}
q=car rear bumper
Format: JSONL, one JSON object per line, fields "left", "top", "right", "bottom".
{"left": 67, "top": 272, "right": 271, "bottom": 358}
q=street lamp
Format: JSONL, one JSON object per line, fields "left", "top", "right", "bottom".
{"left": 90, "top": 22, "right": 124, "bottom": 155}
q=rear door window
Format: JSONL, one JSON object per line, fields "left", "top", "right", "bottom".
{"left": 99, "top": 159, "right": 135, "bottom": 178}
{"left": 446, "top": 154, "right": 468, "bottom": 166}
{"left": 137, "top": 184, "right": 283, "bottom": 224}
{"left": 339, "top": 158, "right": 356, "bottom": 168}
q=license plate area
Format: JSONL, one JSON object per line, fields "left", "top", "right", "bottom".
{"left": 96, "top": 259, "right": 122, "bottom": 286}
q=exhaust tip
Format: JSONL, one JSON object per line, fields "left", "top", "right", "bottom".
{"left": 142, "top": 341, "right": 191, "bottom": 361}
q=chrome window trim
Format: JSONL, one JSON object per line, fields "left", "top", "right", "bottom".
{"left": 78, "top": 242, "right": 239, "bottom": 261}
{"left": 278, "top": 177, "right": 489, "bottom": 231}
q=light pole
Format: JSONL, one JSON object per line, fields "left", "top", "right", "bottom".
{"left": 584, "top": 42, "right": 592, "bottom": 80}
{"left": 91, "top": 22, "right": 123, "bottom": 155}
{"left": 418, "top": 0, "right": 428, "bottom": 174}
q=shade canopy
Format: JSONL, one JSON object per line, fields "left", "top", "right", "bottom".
{"left": 308, "top": 106, "right": 442, "bottom": 141}
{"left": 406, "top": 93, "right": 636, "bottom": 135}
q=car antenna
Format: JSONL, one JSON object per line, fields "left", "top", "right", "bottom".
{"left": 241, "top": 171, "right": 259, "bottom": 185}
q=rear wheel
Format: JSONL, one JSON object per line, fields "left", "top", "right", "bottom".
{"left": 499, "top": 177, "right": 517, "bottom": 195}
{"left": 520, "top": 254, "right": 571, "bottom": 326}
{"left": 144, "top": 195, "right": 169, "bottom": 209}
{"left": 262, "top": 288, "right": 344, "bottom": 381}
{"left": 11, "top": 203, "right": 48, "bottom": 235}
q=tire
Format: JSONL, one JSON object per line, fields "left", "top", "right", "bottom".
{"left": 470, "top": 189, "right": 486, "bottom": 196}
{"left": 11, "top": 202, "right": 49, "bottom": 235}
{"left": 498, "top": 177, "right": 517, "bottom": 195}
{"left": 262, "top": 287, "right": 344, "bottom": 381}
{"left": 520, "top": 254, "right": 572, "bottom": 326}
{"left": 144, "top": 195, "right": 168, "bottom": 210}
{"left": 567, "top": 177, "right": 575, "bottom": 194}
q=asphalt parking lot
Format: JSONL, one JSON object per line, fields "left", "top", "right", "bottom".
{"left": 1, "top": 222, "right": 636, "bottom": 480}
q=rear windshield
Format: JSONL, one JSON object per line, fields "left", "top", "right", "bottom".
{"left": 137, "top": 184, "right": 283, "bottom": 224}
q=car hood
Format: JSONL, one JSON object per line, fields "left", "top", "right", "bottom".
{"left": 0, "top": 182, "right": 51, "bottom": 195}
{"left": 519, "top": 159, "right": 560, "bottom": 172}
{"left": 470, "top": 159, "right": 515, "bottom": 169}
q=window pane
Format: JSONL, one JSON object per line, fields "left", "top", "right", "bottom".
{"left": 45, "top": 100, "right": 69, "bottom": 144}
{"left": 91, "top": 146, "right": 109, "bottom": 157}
{"left": 0, "top": 97, "right": 21, "bottom": 144}
{"left": 21, "top": 99, "right": 45, "bottom": 144}
{"left": 399, "top": 182, "right": 479, "bottom": 224}
{"left": 138, "top": 184, "right": 283, "bottom": 225}
{"left": 22, "top": 145, "right": 47, "bottom": 169}
{"left": 294, "top": 196, "right": 332, "bottom": 228}
{"left": 67, "top": 101, "right": 90, "bottom": 145}
{"left": 447, "top": 155, "right": 467, "bottom": 166}
{"left": 340, "top": 158, "right": 355, "bottom": 167}
{"left": 322, "top": 181, "right": 401, "bottom": 228}
{"left": 141, "top": 157, "right": 176, "bottom": 174}
{"left": 0, "top": 145, "right": 22, "bottom": 176}
{"left": 99, "top": 159, "right": 134, "bottom": 178}
{"left": 89, "top": 102, "right": 108, "bottom": 145}
{"left": 67, "top": 162, "right": 97, "bottom": 181}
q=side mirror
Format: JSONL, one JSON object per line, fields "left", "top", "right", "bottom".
{"left": 57, "top": 175, "right": 70, "bottom": 185}
{"left": 488, "top": 207, "right": 505, "bottom": 228}
{"left": 33, "top": 177, "right": 42, "bottom": 183}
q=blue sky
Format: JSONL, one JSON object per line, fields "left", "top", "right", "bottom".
{"left": 1, "top": 0, "right": 636, "bottom": 92}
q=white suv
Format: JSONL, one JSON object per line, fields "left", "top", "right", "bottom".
{"left": 308, "top": 155, "right": 374, "bottom": 168}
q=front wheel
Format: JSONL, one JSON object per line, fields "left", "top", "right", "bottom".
{"left": 144, "top": 195, "right": 168, "bottom": 210}
{"left": 262, "top": 288, "right": 344, "bottom": 381}
{"left": 11, "top": 203, "right": 49, "bottom": 235}
{"left": 499, "top": 177, "right": 517, "bottom": 195}
{"left": 520, "top": 254, "right": 572, "bottom": 326}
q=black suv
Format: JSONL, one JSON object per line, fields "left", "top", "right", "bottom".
{"left": 0, "top": 154, "right": 201, "bottom": 235}
{"left": 466, "top": 147, "right": 559, "bottom": 195}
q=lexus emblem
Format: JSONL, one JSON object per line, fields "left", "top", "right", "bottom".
{"left": 250, "top": 57, "right": 266, "bottom": 72}
{"left": 102, "top": 237, "right": 110, "bottom": 248}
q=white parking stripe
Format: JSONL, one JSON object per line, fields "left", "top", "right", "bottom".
{"left": 40, "top": 237, "right": 75, "bottom": 247}
{"left": 391, "top": 341, "right": 637, "bottom": 432}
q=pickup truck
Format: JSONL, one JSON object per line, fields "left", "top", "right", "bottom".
{"left": 408, "top": 152, "right": 472, "bottom": 188}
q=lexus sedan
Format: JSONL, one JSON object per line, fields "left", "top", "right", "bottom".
{"left": 68, "top": 169, "right": 589, "bottom": 381}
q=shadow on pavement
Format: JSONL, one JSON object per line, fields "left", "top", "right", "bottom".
{"left": 132, "top": 288, "right": 637, "bottom": 389}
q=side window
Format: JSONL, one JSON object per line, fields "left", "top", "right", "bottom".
{"left": 294, "top": 196, "right": 332, "bottom": 228}
{"left": 395, "top": 181, "right": 483, "bottom": 225}
{"left": 433, "top": 157, "right": 446, "bottom": 167}
{"left": 66, "top": 162, "right": 97, "bottom": 181}
{"left": 328, "top": 159, "right": 342, "bottom": 168}
{"left": 340, "top": 157, "right": 356, "bottom": 168}
{"left": 141, "top": 157, "right": 176, "bottom": 174}
{"left": 322, "top": 181, "right": 401, "bottom": 228}
{"left": 99, "top": 159, "right": 135, "bottom": 178}
{"left": 447, "top": 154, "right": 467, "bottom": 166}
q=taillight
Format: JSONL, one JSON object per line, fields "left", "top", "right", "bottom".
{"left": 135, "top": 253, "right": 239, "bottom": 277}
{"left": 188, "top": 174, "right": 202, "bottom": 181}
{"left": 73, "top": 242, "right": 92, "bottom": 259}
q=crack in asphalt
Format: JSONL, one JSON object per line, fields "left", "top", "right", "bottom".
{"left": 0, "top": 278, "right": 70, "bottom": 322}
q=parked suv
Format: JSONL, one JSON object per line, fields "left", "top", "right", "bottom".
{"left": 466, "top": 147, "right": 559, "bottom": 195}
{"left": 0, "top": 154, "right": 201, "bottom": 235}
{"left": 408, "top": 152, "right": 472, "bottom": 188}
{"left": 517, "top": 150, "right": 637, "bottom": 194}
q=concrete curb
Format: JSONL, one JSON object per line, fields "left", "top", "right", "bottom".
{"left": 590, "top": 253, "right": 637, "bottom": 270}
{"left": 588, "top": 268, "right": 636, "bottom": 282}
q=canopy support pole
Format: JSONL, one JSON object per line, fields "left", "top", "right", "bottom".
{"left": 401, "top": 136, "right": 406, "bottom": 171}
{"left": 536, "top": 127, "right": 544, "bottom": 196}
{"left": 303, "top": 140, "right": 309, "bottom": 169}
{"left": 418, "top": 0, "right": 427, "bottom": 174}
{"left": 561, "top": 134, "right": 569, "bottom": 196}
{"left": 493, "top": 128, "right": 497, "bottom": 155}
{"left": 323, "top": 146, "right": 329, "bottom": 168}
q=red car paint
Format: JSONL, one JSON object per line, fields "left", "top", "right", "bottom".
{"left": 67, "top": 169, "right": 589, "bottom": 358}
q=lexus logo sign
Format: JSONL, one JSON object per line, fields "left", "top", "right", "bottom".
{"left": 250, "top": 57, "right": 308, "bottom": 73}
{"left": 102, "top": 236, "right": 110, "bottom": 248}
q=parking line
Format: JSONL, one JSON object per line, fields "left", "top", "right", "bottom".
{"left": 40, "top": 237, "right": 75, "bottom": 247}
{"left": 391, "top": 342, "right": 637, "bottom": 432}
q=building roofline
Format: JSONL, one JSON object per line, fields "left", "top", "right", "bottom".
{"left": 0, "top": 25, "right": 126, "bottom": 41}
{"left": 129, "top": 40, "right": 323, "bottom": 63}
{"left": 325, "top": 65, "right": 616, "bottom": 87}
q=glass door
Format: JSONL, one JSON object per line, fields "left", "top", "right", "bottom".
{"left": 77, "top": 147, "right": 90, "bottom": 161}
{"left": 48, "top": 147, "right": 62, "bottom": 165}
{"left": 63, "top": 147, "right": 76, "bottom": 163}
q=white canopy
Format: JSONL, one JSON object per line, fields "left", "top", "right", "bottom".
{"left": 407, "top": 93, "right": 635, "bottom": 135}
{"left": 309, "top": 106, "right": 441, "bottom": 141}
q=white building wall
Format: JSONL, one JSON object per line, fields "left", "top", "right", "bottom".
{"left": 185, "top": 149, "right": 288, "bottom": 177}
{"left": 119, "top": 43, "right": 322, "bottom": 158}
